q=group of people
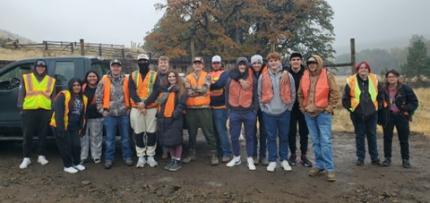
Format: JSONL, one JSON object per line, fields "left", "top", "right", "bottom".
{"left": 17, "top": 51, "right": 419, "bottom": 182}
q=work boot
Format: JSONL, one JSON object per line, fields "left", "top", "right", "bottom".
{"left": 402, "top": 159, "right": 411, "bottom": 168}
{"left": 182, "top": 149, "right": 196, "bottom": 163}
{"left": 327, "top": 171, "right": 336, "bottom": 182}
{"left": 308, "top": 168, "right": 324, "bottom": 177}
{"left": 210, "top": 151, "right": 220, "bottom": 166}
{"left": 382, "top": 158, "right": 391, "bottom": 167}
{"left": 301, "top": 155, "right": 313, "bottom": 168}
{"left": 288, "top": 154, "right": 297, "bottom": 166}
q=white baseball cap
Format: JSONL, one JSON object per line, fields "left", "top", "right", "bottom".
{"left": 211, "top": 55, "right": 222, "bottom": 63}
{"left": 137, "top": 54, "right": 149, "bottom": 60}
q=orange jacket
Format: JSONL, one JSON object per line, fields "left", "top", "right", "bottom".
{"left": 228, "top": 69, "right": 254, "bottom": 109}
{"left": 260, "top": 69, "right": 292, "bottom": 104}
{"left": 300, "top": 68, "right": 329, "bottom": 108}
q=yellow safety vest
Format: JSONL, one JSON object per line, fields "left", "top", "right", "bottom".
{"left": 50, "top": 90, "right": 88, "bottom": 130}
{"left": 22, "top": 73, "right": 56, "bottom": 110}
{"left": 346, "top": 73, "right": 378, "bottom": 112}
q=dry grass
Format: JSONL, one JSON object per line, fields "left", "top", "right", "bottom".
{"left": 333, "top": 75, "right": 430, "bottom": 136}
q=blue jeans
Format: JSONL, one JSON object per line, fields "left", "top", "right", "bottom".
{"left": 262, "top": 110, "right": 291, "bottom": 162}
{"left": 229, "top": 110, "right": 256, "bottom": 157}
{"left": 304, "top": 112, "right": 335, "bottom": 172}
{"left": 351, "top": 113, "right": 379, "bottom": 161}
{"left": 103, "top": 116, "right": 133, "bottom": 161}
{"left": 213, "top": 109, "right": 232, "bottom": 156}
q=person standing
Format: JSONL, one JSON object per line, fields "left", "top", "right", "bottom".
{"left": 96, "top": 59, "right": 133, "bottom": 169}
{"left": 18, "top": 59, "right": 56, "bottom": 169}
{"left": 157, "top": 71, "right": 187, "bottom": 171}
{"left": 342, "top": 61, "right": 383, "bottom": 166}
{"left": 286, "top": 52, "right": 312, "bottom": 167}
{"left": 50, "top": 78, "right": 88, "bottom": 174}
{"left": 80, "top": 71, "right": 103, "bottom": 164}
{"left": 209, "top": 55, "right": 232, "bottom": 162}
{"left": 379, "top": 69, "right": 418, "bottom": 168}
{"left": 258, "top": 52, "right": 296, "bottom": 172}
{"left": 128, "top": 54, "right": 159, "bottom": 168}
{"left": 225, "top": 57, "right": 258, "bottom": 171}
{"left": 299, "top": 55, "right": 339, "bottom": 182}
{"left": 183, "top": 57, "right": 219, "bottom": 165}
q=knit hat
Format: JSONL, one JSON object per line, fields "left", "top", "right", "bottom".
{"left": 250, "top": 54, "right": 263, "bottom": 64}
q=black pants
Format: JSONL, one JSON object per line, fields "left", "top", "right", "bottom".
{"left": 351, "top": 113, "right": 379, "bottom": 161}
{"left": 383, "top": 112, "right": 410, "bottom": 160}
{"left": 288, "top": 105, "right": 309, "bottom": 156}
{"left": 55, "top": 129, "right": 81, "bottom": 168}
{"left": 253, "top": 109, "right": 267, "bottom": 158}
{"left": 22, "top": 109, "right": 51, "bottom": 157}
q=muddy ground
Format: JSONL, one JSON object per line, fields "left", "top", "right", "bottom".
{"left": 0, "top": 132, "right": 429, "bottom": 203}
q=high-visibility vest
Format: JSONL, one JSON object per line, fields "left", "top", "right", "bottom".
{"left": 101, "top": 75, "right": 130, "bottom": 109}
{"left": 228, "top": 69, "right": 254, "bottom": 108}
{"left": 162, "top": 92, "right": 176, "bottom": 118}
{"left": 209, "top": 70, "right": 224, "bottom": 97}
{"left": 260, "top": 69, "right": 292, "bottom": 104}
{"left": 50, "top": 90, "right": 88, "bottom": 130}
{"left": 186, "top": 71, "right": 211, "bottom": 107}
{"left": 346, "top": 73, "right": 378, "bottom": 112}
{"left": 130, "top": 70, "right": 158, "bottom": 108}
{"left": 300, "top": 68, "right": 330, "bottom": 108}
{"left": 22, "top": 73, "right": 56, "bottom": 110}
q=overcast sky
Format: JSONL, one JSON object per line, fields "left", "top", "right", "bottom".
{"left": 1, "top": 0, "right": 430, "bottom": 53}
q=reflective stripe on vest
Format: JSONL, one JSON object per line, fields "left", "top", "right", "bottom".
{"left": 22, "top": 73, "right": 55, "bottom": 110}
{"left": 50, "top": 90, "right": 88, "bottom": 130}
{"left": 300, "top": 68, "right": 329, "bottom": 108}
{"left": 101, "top": 75, "right": 130, "bottom": 109}
{"left": 186, "top": 71, "right": 211, "bottom": 107}
{"left": 347, "top": 73, "right": 378, "bottom": 112}
{"left": 228, "top": 69, "right": 254, "bottom": 108}
{"left": 130, "top": 70, "right": 157, "bottom": 108}
{"left": 209, "top": 70, "right": 224, "bottom": 97}
{"left": 260, "top": 69, "right": 292, "bottom": 104}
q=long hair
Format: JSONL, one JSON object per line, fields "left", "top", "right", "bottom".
{"left": 166, "top": 70, "right": 185, "bottom": 96}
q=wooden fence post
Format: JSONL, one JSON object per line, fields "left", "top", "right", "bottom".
{"left": 80, "top": 39, "right": 85, "bottom": 56}
{"left": 43, "top": 41, "right": 48, "bottom": 50}
{"left": 121, "top": 49, "right": 125, "bottom": 59}
{"left": 350, "top": 38, "right": 356, "bottom": 74}
{"left": 98, "top": 44, "right": 102, "bottom": 57}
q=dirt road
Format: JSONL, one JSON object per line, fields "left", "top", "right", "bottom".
{"left": 1, "top": 132, "right": 429, "bottom": 203}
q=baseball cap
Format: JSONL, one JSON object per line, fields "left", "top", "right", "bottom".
{"left": 110, "top": 59, "right": 122, "bottom": 66}
{"left": 193, "top": 57, "right": 204, "bottom": 63}
{"left": 211, "top": 55, "right": 222, "bottom": 63}
{"left": 35, "top": 60, "right": 47, "bottom": 67}
{"left": 137, "top": 54, "right": 149, "bottom": 61}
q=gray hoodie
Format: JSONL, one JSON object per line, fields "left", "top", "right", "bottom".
{"left": 257, "top": 65, "right": 296, "bottom": 115}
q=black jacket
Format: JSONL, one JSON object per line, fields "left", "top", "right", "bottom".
{"left": 378, "top": 83, "right": 419, "bottom": 125}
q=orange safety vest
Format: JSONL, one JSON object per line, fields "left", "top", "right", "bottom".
{"left": 130, "top": 70, "right": 158, "bottom": 108}
{"left": 209, "top": 70, "right": 224, "bottom": 97}
{"left": 260, "top": 69, "right": 292, "bottom": 104}
{"left": 50, "top": 90, "right": 88, "bottom": 130}
{"left": 101, "top": 75, "right": 130, "bottom": 109}
{"left": 186, "top": 71, "right": 211, "bottom": 107}
{"left": 228, "top": 69, "right": 254, "bottom": 108}
{"left": 22, "top": 73, "right": 56, "bottom": 110}
{"left": 346, "top": 73, "right": 378, "bottom": 112}
{"left": 162, "top": 92, "right": 176, "bottom": 118}
{"left": 300, "top": 68, "right": 330, "bottom": 108}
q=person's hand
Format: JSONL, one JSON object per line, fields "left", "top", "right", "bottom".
{"left": 102, "top": 111, "right": 109, "bottom": 117}
{"left": 137, "top": 102, "right": 145, "bottom": 110}
{"left": 239, "top": 79, "right": 250, "bottom": 89}
{"left": 140, "top": 108, "right": 147, "bottom": 115}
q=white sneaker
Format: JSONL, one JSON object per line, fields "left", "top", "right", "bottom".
{"left": 226, "top": 156, "right": 241, "bottom": 167}
{"left": 64, "top": 167, "right": 78, "bottom": 174}
{"left": 147, "top": 156, "right": 158, "bottom": 167}
{"left": 136, "top": 156, "right": 146, "bottom": 168}
{"left": 74, "top": 164, "right": 86, "bottom": 171}
{"left": 267, "top": 162, "right": 277, "bottom": 172}
{"left": 281, "top": 160, "right": 292, "bottom": 171}
{"left": 37, "top": 155, "right": 49, "bottom": 165}
{"left": 19, "top": 157, "right": 31, "bottom": 169}
{"left": 247, "top": 157, "right": 256, "bottom": 171}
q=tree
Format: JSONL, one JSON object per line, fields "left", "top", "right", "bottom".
{"left": 401, "top": 35, "right": 430, "bottom": 83}
{"left": 144, "top": 0, "right": 335, "bottom": 60}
